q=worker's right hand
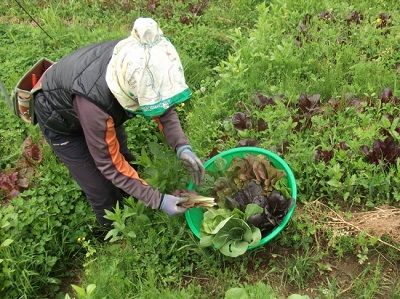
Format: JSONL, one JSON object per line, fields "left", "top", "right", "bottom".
{"left": 160, "top": 194, "right": 188, "bottom": 216}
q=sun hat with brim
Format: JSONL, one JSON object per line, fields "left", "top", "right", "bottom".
{"left": 106, "top": 17, "right": 191, "bottom": 117}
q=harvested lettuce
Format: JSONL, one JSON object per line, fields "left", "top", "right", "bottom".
{"left": 199, "top": 205, "right": 262, "bottom": 257}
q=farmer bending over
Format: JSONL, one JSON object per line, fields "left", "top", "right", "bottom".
{"left": 33, "top": 18, "right": 204, "bottom": 226}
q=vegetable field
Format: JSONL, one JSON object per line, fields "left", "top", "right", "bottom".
{"left": 0, "top": 0, "right": 399, "bottom": 298}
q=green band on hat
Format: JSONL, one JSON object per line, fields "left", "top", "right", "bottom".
{"left": 126, "top": 88, "right": 192, "bottom": 117}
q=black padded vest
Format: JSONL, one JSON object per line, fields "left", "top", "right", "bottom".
{"left": 34, "top": 40, "right": 132, "bottom": 134}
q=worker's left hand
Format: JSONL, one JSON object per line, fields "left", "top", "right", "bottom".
{"left": 177, "top": 145, "right": 205, "bottom": 185}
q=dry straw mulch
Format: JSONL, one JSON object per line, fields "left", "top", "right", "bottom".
{"left": 303, "top": 201, "right": 400, "bottom": 252}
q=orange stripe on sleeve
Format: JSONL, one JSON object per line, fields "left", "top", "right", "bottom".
{"left": 105, "top": 117, "right": 148, "bottom": 186}
{"left": 153, "top": 117, "right": 164, "bottom": 133}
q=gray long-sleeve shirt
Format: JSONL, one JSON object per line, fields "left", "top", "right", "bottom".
{"left": 73, "top": 95, "right": 189, "bottom": 209}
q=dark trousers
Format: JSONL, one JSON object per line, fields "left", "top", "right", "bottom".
{"left": 39, "top": 124, "right": 133, "bottom": 226}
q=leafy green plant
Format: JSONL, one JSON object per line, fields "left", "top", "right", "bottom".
{"left": 199, "top": 205, "right": 262, "bottom": 257}
{"left": 136, "top": 142, "right": 190, "bottom": 193}
{"left": 224, "top": 283, "right": 311, "bottom": 299}
{"left": 65, "top": 284, "right": 96, "bottom": 299}
{"left": 103, "top": 199, "right": 151, "bottom": 242}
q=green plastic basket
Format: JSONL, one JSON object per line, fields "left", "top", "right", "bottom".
{"left": 185, "top": 146, "right": 297, "bottom": 250}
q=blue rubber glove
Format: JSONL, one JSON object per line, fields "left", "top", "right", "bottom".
{"left": 177, "top": 145, "right": 205, "bottom": 185}
{"left": 160, "top": 194, "right": 188, "bottom": 216}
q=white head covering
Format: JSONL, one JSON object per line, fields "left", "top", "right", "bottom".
{"left": 106, "top": 18, "right": 191, "bottom": 117}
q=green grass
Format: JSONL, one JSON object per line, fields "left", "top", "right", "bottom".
{"left": 281, "top": 249, "right": 324, "bottom": 289}
{"left": 353, "top": 263, "right": 384, "bottom": 299}
{"left": 0, "top": 0, "right": 399, "bottom": 298}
